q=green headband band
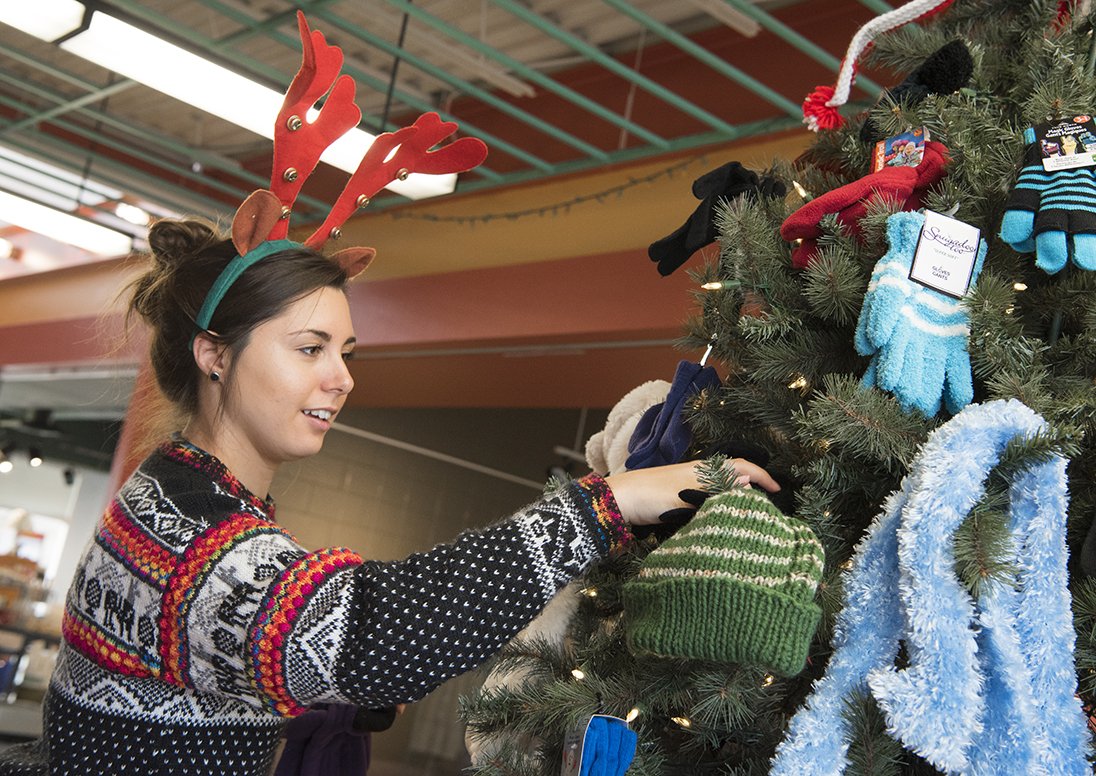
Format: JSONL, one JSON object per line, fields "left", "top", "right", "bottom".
{"left": 190, "top": 239, "right": 301, "bottom": 349}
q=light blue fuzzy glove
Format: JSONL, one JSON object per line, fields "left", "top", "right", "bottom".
{"left": 853, "top": 212, "right": 928, "bottom": 357}
{"left": 999, "top": 127, "right": 1096, "bottom": 274}
{"left": 578, "top": 716, "right": 637, "bottom": 776}
{"left": 855, "top": 211, "right": 986, "bottom": 417}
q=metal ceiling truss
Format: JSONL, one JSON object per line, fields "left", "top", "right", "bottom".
{"left": 0, "top": 0, "right": 895, "bottom": 225}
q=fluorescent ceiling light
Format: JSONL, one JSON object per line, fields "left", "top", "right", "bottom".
{"left": 0, "top": 1, "right": 455, "bottom": 200}
{"left": 114, "top": 202, "right": 150, "bottom": 226}
{"left": 0, "top": 0, "right": 85, "bottom": 41}
{"left": 0, "top": 145, "right": 120, "bottom": 211}
{"left": 0, "top": 190, "right": 133, "bottom": 257}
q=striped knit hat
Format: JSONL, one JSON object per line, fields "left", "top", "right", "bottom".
{"left": 623, "top": 488, "right": 824, "bottom": 676}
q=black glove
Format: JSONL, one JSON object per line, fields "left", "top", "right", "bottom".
{"left": 634, "top": 488, "right": 709, "bottom": 541}
{"left": 648, "top": 161, "right": 786, "bottom": 276}
{"left": 860, "top": 40, "right": 973, "bottom": 144}
{"left": 353, "top": 706, "right": 399, "bottom": 732}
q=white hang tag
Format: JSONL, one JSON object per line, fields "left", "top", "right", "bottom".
{"left": 908, "top": 210, "right": 981, "bottom": 299}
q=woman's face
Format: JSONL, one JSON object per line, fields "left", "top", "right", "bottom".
{"left": 218, "top": 285, "right": 356, "bottom": 470}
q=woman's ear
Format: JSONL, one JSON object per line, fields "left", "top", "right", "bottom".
{"left": 192, "top": 332, "right": 229, "bottom": 381}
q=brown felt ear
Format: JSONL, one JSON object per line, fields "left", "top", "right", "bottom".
{"left": 232, "top": 191, "right": 283, "bottom": 255}
{"left": 330, "top": 246, "right": 376, "bottom": 280}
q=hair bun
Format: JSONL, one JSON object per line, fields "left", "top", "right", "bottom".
{"left": 148, "top": 219, "right": 220, "bottom": 264}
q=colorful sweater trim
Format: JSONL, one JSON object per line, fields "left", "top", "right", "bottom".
{"left": 249, "top": 546, "right": 362, "bottom": 715}
{"left": 574, "top": 473, "right": 632, "bottom": 554}
{"left": 163, "top": 435, "right": 274, "bottom": 518}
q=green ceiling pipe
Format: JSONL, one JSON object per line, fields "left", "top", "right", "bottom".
{"left": 298, "top": 2, "right": 611, "bottom": 163}
{"left": 187, "top": 0, "right": 536, "bottom": 176}
{"left": 0, "top": 68, "right": 330, "bottom": 218}
{"left": 721, "top": 0, "right": 883, "bottom": 96}
{"left": 113, "top": 0, "right": 529, "bottom": 177}
{"left": 489, "top": 0, "right": 737, "bottom": 134}
{"left": 1, "top": 81, "right": 136, "bottom": 135}
{"left": 0, "top": 114, "right": 233, "bottom": 219}
{"left": 364, "top": 109, "right": 821, "bottom": 212}
{"left": 381, "top": 0, "right": 669, "bottom": 148}
{"left": 858, "top": 0, "right": 896, "bottom": 14}
{"left": 600, "top": 0, "right": 801, "bottom": 118}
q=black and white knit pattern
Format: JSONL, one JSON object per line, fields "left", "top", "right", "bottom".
{"left": 0, "top": 440, "right": 623, "bottom": 776}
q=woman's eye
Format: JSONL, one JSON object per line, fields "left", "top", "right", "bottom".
{"left": 341, "top": 351, "right": 354, "bottom": 362}
{"left": 300, "top": 345, "right": 323, "bottom": 356}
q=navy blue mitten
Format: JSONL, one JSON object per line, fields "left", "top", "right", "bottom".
{"left": 626, "top": 360, "right": 722, "bottom": 469}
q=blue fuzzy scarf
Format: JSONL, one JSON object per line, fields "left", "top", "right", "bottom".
{"left": 770, "top": 399, "right": 1091, "bottom": 775}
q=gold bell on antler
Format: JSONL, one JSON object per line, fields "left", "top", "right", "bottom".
{"left": 356, "top": 194, "right": 370, "bottom": 209}
{"left": 283, "top": 168, "right": 298, "bottom": 183}
{"left": 396, "top": 168, "right": 410, "bottom": 181}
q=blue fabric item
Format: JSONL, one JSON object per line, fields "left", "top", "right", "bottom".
{"left": 273, "top": 704, "right": 370, "bottom": 776}
{"left": 770, "top": 399, "right": 1091, "bottom": 776}
{"left": 626, "top": 360, "right": 722, "bottom": 469}
{"left": 578, "top": 716, "right": 638, "bottom": 776}
{"left": 854, "top": 211, "right": 985, "bottom": 417}
{"left": 1000, "top": 127, "right": 1096, "bottom": 274}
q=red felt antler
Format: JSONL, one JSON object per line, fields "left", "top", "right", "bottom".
{"left": 267, "top": 13, "right": 361, "bottom": 241}
{"left": 229, "top": 12, "right": 487, "bottom": 277}
{"left": 305, "top": 113, "right": 488, "bottom": 249}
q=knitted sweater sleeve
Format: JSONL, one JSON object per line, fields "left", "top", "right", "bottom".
{"left": 325, "top": 475, "right": 629, "bottom": 708}
{"left": 166, "top": 475, "right": 629, "bottom": 715}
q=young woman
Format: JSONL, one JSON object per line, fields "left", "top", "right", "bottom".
{"left": 0, "top": 219, "right": 778, "bottom": 775}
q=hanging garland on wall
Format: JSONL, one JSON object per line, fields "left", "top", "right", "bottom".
{"left": 387, "top": 154, "right": 709, "bottom": 225}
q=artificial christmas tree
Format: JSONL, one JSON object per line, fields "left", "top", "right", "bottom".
{"left": 462, "top": 1, "right": 1096, "bottom": 773}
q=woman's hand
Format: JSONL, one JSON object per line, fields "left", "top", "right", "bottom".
{"left": 604, "top": 458, "right": 780, "bottom": 527}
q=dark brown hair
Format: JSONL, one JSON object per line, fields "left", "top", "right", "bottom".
{"left": 127, "top": 219, "right": 348, "bottom": 417}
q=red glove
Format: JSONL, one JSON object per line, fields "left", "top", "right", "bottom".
{"left": 781, "top": 141, "right": 950, "bottom": 268}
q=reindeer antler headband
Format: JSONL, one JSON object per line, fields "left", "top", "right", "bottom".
{"left": 192, "top": 12, "right": 488, "bottom": 344}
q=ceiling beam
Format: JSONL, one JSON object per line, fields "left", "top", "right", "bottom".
{"left": 300, "top": 2, "right": 612, "bottom": 163}
{"left": 599, "top": 0, "right": 801, "bottom": 119}
{"left": 190, "top": 0, "right": 542, "bottom": 176}
{"left": 489, "top": 0, "right": 737, "bottom": 135}
{"left": 382, "top": 0, "right": 669, "bottom": 149}
{"left": 721, "top": 0, "right": 883, "bottom": 96}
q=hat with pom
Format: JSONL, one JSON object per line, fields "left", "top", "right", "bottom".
{"left": 801, "top": 0, "right": 956, "bottom": 132}
{"left": 623, "top": 487, "right": 824, "bottom": 676}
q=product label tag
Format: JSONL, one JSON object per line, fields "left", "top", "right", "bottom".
{"left": 909, "top": 210, "right": 981, "bottom": 298}
{"left": 560, "top": 715, "right": 630, "bottom": 776}
{"left": 871, "top": 127, "right": 928, "bottom": 173}
{"left": 1035, "top": 115, "right": 1096, "bottom": 171}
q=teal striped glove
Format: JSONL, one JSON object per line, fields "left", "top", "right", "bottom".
{"left": 999, "top": 127, "right": 1096, "bottom": 274}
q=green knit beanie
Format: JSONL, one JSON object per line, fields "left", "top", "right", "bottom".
{"left": 623, "top": 488, "right": 824, "bottom": 676}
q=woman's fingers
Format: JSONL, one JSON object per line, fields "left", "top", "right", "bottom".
{"left": 604, "top": 457, "right": 779, "bottom": 526}
{"left": 729, "top": 458, "right": 780, "bottom": 493}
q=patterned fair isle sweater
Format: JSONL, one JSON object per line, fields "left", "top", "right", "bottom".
{"left": 0, "top": 438, "right": 629, "bottom": 776}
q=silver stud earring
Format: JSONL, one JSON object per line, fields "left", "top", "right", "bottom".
{"left": 210, "top": 371, "right": 220, "bottom": 382}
